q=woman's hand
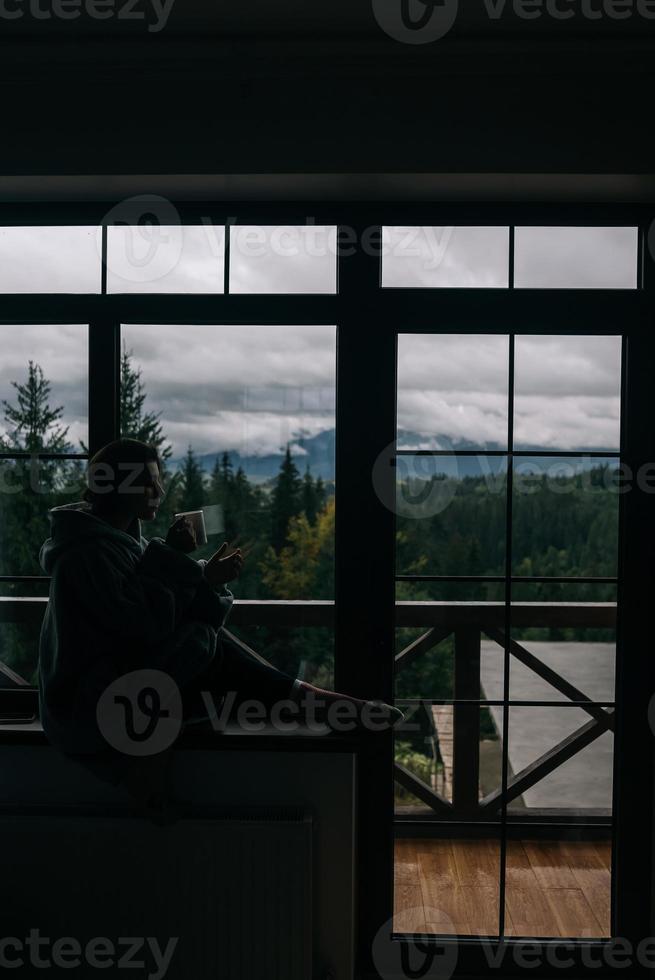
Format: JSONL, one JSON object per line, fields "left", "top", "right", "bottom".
{"left": 203, "top": 541, "right": 244, "bottom": 588}
{"left": 165, "top": 516, "right": 197, "bottom": 554}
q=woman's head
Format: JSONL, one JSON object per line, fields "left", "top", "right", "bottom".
{"left": 83, "top": 438, "right": 165, "bottom": 520}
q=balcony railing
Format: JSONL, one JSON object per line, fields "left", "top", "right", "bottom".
{"left": 0, "top": 598, "right": 615, "bottom": 827}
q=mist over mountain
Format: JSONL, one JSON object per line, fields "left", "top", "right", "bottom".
{"left": 170, "top": 429, "right": 618, "bottom": 483}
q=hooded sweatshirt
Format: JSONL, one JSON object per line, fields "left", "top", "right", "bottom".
{"left": 38, "top": 500, "right": 233, "bottom": 756}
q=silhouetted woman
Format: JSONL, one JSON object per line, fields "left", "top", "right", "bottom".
{"left": 38, "top": 438, "right": 403, "bottom": 804}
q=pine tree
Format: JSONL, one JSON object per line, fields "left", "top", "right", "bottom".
{"left": 209, "top": 451, "right": 232, "bottom": 538}
{"left": 301, "top": 466, "right": 319, "bottom": 524}
{"left": 270, "top": 445, "right": 302, "bottom": 552}
{"left": 112, "top": 340, "right": 180, "bottom": 532}
{"left": 118, "top": 340, "right": 173, "bottom": 464}
{"left": 177, "top": 444, "right": 206, "bottom": 512}
{"left": 210, "top": 455, "right": 222, "bottom": 493}
{"left": 315, "top": 475, "right": 326, "bottom": 513}
{"left": 0, "top": 360, "right": 72, "bottom": 456}
{"left": 0, "top": 360, "right": 86, "bottom": 682}
{"left": 220, "top": 451, "right": 233, "bottom": 486}
{"left": 76, "top": 341, "right": 175, "bottom": 474}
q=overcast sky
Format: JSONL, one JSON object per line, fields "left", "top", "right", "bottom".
{"left": 0, "top": 224, "right": 630, "bottom": 460}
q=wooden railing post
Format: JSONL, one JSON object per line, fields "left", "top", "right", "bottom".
{"left": 452, "top": 626, "right": 482, "bottom": 820}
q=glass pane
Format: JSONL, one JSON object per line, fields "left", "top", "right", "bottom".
{"left": 382, "top": 226, "right": 509, "bottom": 287}
{"left": 395, "top": 454, "right": 506, "bottom": 577}
{"left": 0, "top": 325, "right": 88, "bottom": 452}
{"left": 229, "top": 225, "right": 337, "bottom": 293}
{"left": 0, "top": 620, "right": 45, "bottom": 687}
{"left": 395, "top": 626, "right": 455, "bottom": 703}
{"left": 514, "top": 226, "right": 638, "bottom": 289}
{"left": 514, "top": 335, "right": 621, "bottom": 451}
{"left": 395, "top": 727, "right": 441, "bottom": 811}
{"left": 508, "top": 634, "right": 615, "bottom": 704}
{"left": 505, "top": 583, "right": 616, "bottom": 703}
{"left": 398, "top": 579, "right": 505, "bottom": 603}
{"left": 396, "top": 586, "right": 507, "bottom": 703}
{"left": 107, "top": 224, "right": 224, "bottom": 293}
{"left": 397, "top": 334, "right": 509, "bottom": 450}
{"left": 120, "top": 323, "right": 336, "bottom": 680}
{"left": 505, "top": 836, "right": 611, "bottom": 938}
{"left": 394, "top": 713, "right": 502, "bottom": 936}
{"left": 506, "top": 706, "right": 613, "bottom": 813}
{"left": 511, "top": 580, "right": 617, "bottom": 603}
{"left": 394, "top": 831, "right": 502, "bottom": 936}
{"left": 0, "top": 457, "right": 87, "bottom": 576}
{"left": 0, "top": 227, "right": 101, "bottom": 293}
{"left": 511, "top": 456, "right": 620, "bottom": 578}
{"left": 395, "top": 703, "right": 503, "bottom": 816}
{"left": 505, "top": 705, "right": 613, "bottom": 938}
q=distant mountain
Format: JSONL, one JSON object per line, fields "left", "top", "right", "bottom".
{"left": 170, "top": 429, "right": 336, "bottom": 484}
{"left": 169, "top": 429, "right": 617, "bottom": 484}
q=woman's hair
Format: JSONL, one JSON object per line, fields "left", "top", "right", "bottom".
{"left": 83, "top": 438, "right": 162, "bottom": 514}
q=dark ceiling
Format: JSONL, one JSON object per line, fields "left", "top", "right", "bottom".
{"left": 0, "top": 1, "right": 653, "bottom": 199}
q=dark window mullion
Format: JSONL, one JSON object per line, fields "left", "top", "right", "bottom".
{"left": 101, "top": 223, "right": 107, "bottom": 295}
{"left": 88, "top": 318, "right": 120, "bottom": 456}
{"left": 498, "top": 333, "right": 515, "bottom": 938}
{"left": 224, "top": 221, "right": 231, "bottom": 295}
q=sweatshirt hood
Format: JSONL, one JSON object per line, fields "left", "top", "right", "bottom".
{"left": 39, "top": 500, "right": 144, "bottom": 575}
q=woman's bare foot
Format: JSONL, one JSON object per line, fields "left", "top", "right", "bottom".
{"left": 292, "top": 681, "right": 405, "bottom": 732}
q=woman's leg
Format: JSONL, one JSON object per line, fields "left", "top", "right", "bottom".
{"left": 180, "top": 631, "right": 297, "bottom": 721}
{"left": 180, "top": 631, "right": 406, "bottom": 731}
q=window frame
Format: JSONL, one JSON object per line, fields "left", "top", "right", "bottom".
{"left": 0, "top": 202, "right": 651, "bottom": 979}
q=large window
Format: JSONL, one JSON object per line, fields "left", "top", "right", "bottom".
{"left": 0, "top": 211, "right": 650, "bottom": 978}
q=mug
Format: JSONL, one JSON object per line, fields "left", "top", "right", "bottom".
{"left": 174, "top": 509, "right": 208, "bottom": 548}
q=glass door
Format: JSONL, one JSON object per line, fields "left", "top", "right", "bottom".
{"left": 392, "top": 331, "right": 621, "bottom": 941}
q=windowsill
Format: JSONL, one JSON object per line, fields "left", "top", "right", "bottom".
{"left": 0, "top": 717, "right": 364, "bottom": 750}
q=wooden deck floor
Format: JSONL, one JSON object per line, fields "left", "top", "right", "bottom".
{"left": 394, "top": 838, "right": 611, "bottom": 937}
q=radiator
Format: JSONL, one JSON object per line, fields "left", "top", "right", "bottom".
{"left": 1, "top": 805, "right": 314, "bottom": 980}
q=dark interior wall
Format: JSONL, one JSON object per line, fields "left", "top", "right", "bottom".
{"left": 0, "top": 29, "right": 653, "bottom": 179}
